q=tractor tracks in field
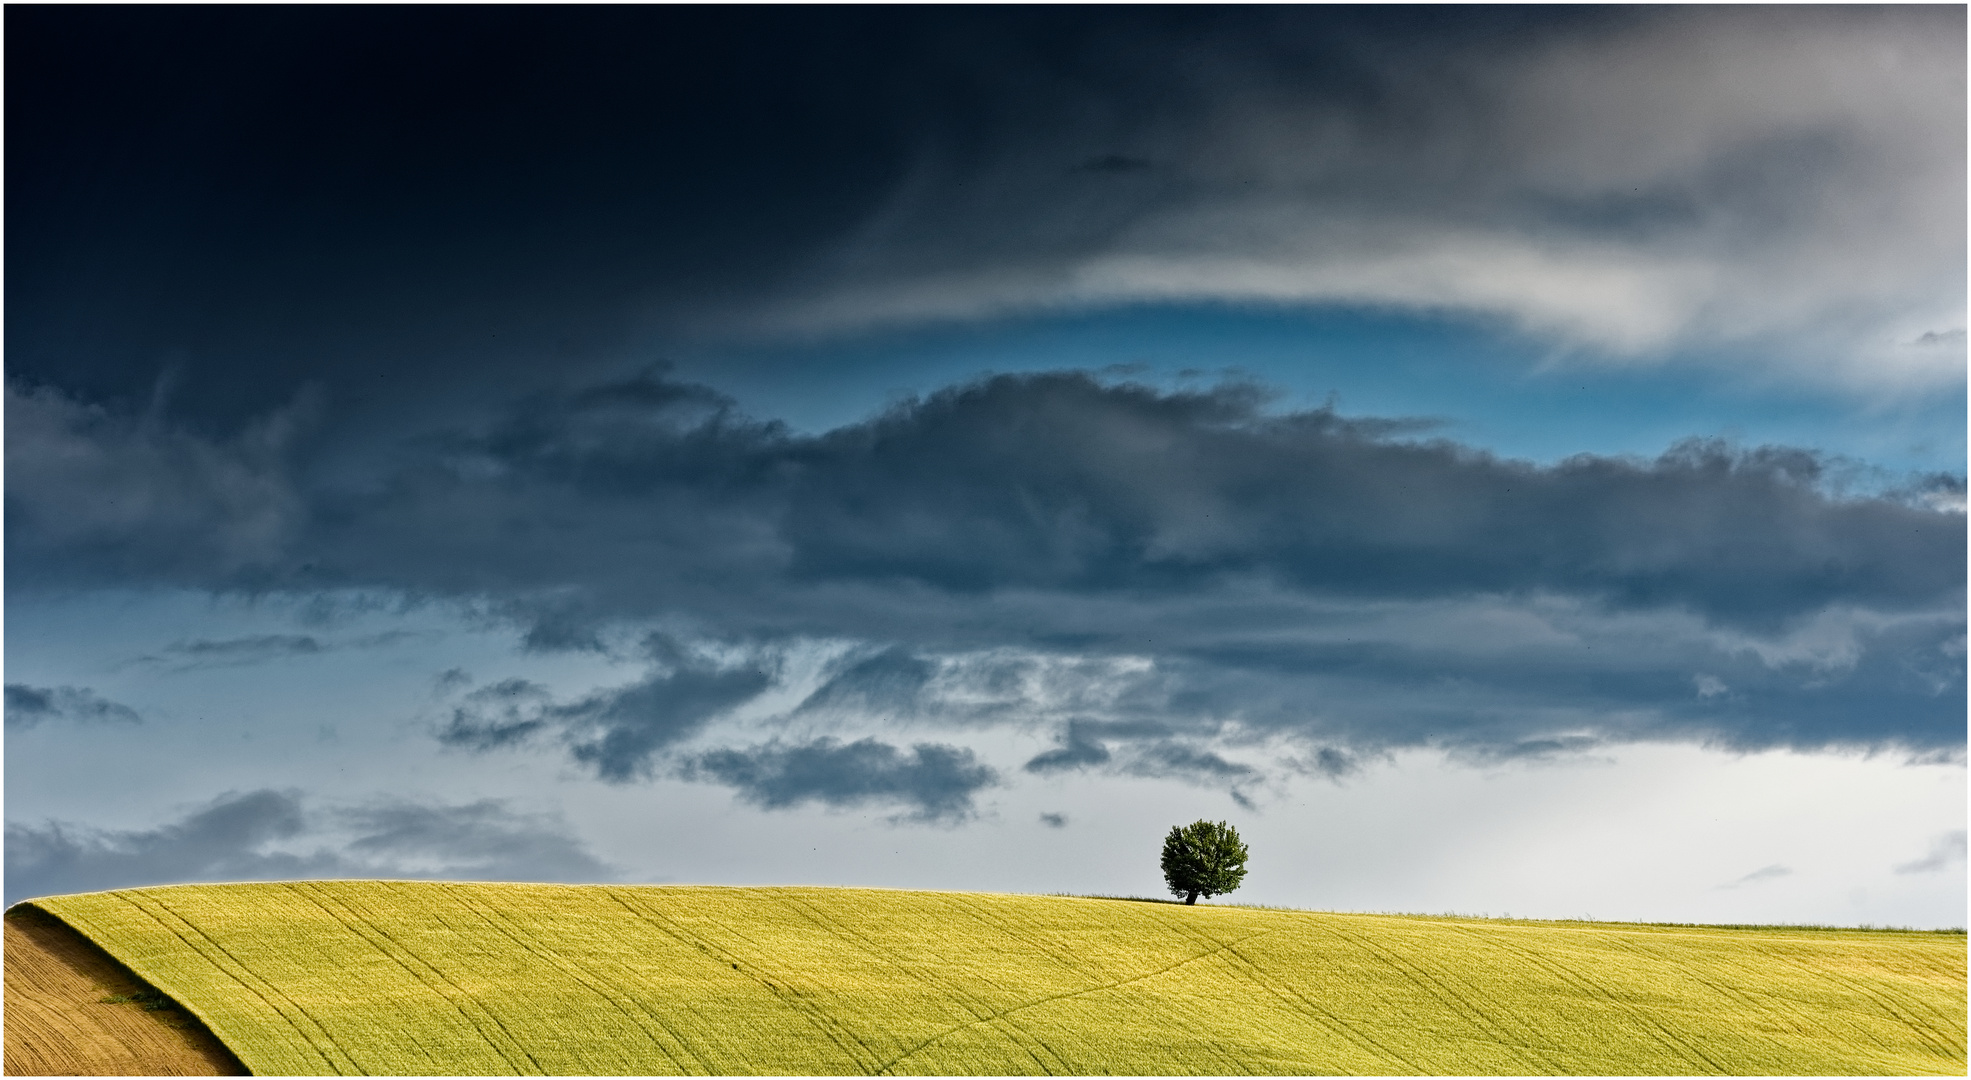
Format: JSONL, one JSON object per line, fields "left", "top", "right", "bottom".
{"left": 1587, "top": 928, "right": 1858, "bottom": 1060}
{"left": 602, "top": 888, "right": 890, "bottom": 1075}
{"left": 434, "top": 883, "right": 708, "bottom": 1075}
{"left": 1440, "top": 923, "right": 1728, "bottom": 1075}
{"left": 938, "top": 893, "right": 1237, "bottom": 1073}
{"left": 943, "top": 898, "right": 1261, "bottom": 1075}
{"left": 871, "top": 924, "right": 1274, "bottom": 1075}
{"left": 283, "top": 883, "right": 545, "bottom": 1076}
{"left": 1588, "top": 927, "right": 1960, "bottom": 1067}
{"left": 1736, "top": 936, "right": 1965, "bottom": 1062}
{"left": 1150, "top": 912, "right": 1428, "bottom": 1075}
{"left": 1311, "top": 920, "right": 1574, "bottom": 1075}
{"left": 109, "top": 890, "right": 362, "bottom": 1076}
{"left": 770, "top": 892, "right": 1072, "bottom": 1075}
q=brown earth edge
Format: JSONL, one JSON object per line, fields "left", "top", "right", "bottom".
{"left": 3, "top": 904, "right": 248, "bottom": 1076}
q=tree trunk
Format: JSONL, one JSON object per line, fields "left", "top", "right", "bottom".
{"left": 1185, "top": 891, "right": 1198, "bottom": 905}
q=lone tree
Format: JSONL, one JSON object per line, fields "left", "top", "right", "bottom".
{"left": 1160, "top": 819, "right": 1249, "bottom": 904}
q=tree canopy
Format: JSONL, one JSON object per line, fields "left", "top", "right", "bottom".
{"left": 1160, "top": 819, "right": 1248, "bottom": 904}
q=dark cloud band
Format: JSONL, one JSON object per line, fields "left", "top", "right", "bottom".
{"left": 12, "top": 370, "right": 1962, "bottom": 758}
{"left": 15, "top": 371, "right": 1959, "bottom": 627}
{"left": 686, "top": 737, "right": 998, "bottom": 823}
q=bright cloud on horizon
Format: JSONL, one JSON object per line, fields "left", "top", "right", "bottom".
{"left": 5, "top": 6, "right": 1963, "bottom": 927}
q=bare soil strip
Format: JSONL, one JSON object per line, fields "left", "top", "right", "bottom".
{"left": 3, "top": 906, "right": 247, "bottom": 1076}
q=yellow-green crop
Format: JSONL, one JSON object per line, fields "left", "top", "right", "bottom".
{"left": 27, "top": 881, "right": 1966, "bottom": 1075}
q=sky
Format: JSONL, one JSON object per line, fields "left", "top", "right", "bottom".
{"left": 5, "top": 6, "right": 1965, "bottom": 926}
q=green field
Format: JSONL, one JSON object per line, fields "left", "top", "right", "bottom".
{"left": 26, "top": 881, "right": 1966, "bottom": 1075}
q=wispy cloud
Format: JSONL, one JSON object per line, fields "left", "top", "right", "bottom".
{"left": 1895, "top": 831, "right": 1968, "bottom": 875}
{"left": 130, "top": 630, "right": 429, "bottom": 670}
{"left": 4, "top": 684, "right": 141, "bottom": 728}
{"left": 168, "top": 633, "right": 324, "bottom": 662}
{"left": 1717, "top": 864, "right": 1792, "bottom": 890}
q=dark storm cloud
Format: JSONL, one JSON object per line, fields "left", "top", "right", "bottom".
{"left": 3, "top": 789, "right": 610, "bottom": 906}
{"left": 6, "top": 5, "right": 931, "bottom": 431}
{"left": 4, "top": 684, "right": 142, "bottom": 728}
{"left": 4, "top": 382, "right": 311, "bottom": 586}
{"left": 11, "top": 369, "right": 1963, "bottom": 755}
{"left": 685, "top": 737, "right": 998, "bottom": 823}
{"left": 332, "top": 371, "right": 1956, "bottom": 629}
{"left": 8, "top": 6, "right": 1958, "bottom": 448}
{"left": 803, "top": 378, "right": 1955, "bottom": 625}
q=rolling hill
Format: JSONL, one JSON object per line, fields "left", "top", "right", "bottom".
{"left": 10, "top": 881, "right": 1966, "bottom": 1075}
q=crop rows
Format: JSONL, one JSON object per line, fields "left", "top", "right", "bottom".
{"left": 30, "top": 881, "right": 1967, "bottom": 1075}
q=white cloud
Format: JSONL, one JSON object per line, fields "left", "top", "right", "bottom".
{"left": 747, "top": 8, "right": 1964, "bottom": 392}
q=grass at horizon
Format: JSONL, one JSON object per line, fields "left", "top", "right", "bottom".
{"left": 1049, "top": 892, "right": 1969, "bottom": 933}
